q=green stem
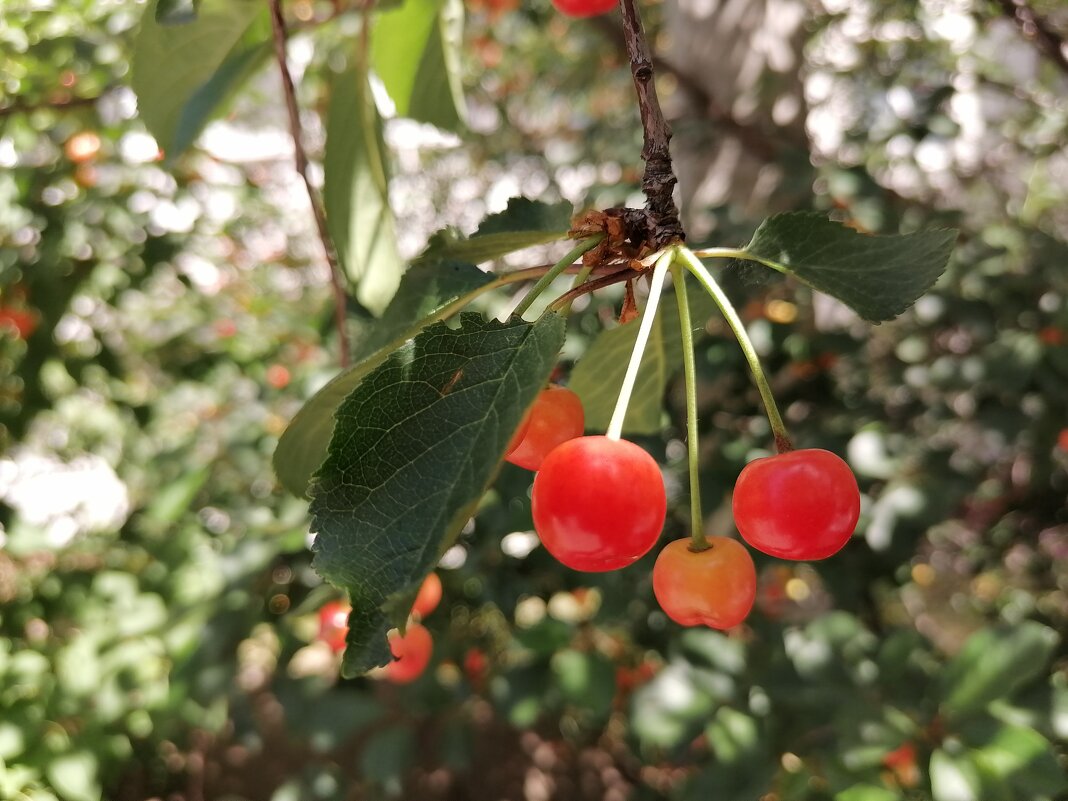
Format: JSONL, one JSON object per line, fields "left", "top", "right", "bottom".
{"left": 669, "top": 263, "right": 708, "bottom": 551}
{"left": 558, "top": 261, "right": 597, "bottom": 315}
{"left": 513, "top": 236, "right": 603, "bottom": 317}
{"left": 676, "top": 247, "right": 793, "bottom": 453}
{"left": 689, "top": 246, "right": 748, "bottom": 260}
{"left": 606, "top": 248, "right": 675, "bottom": 441}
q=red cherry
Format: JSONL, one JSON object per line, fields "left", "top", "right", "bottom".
{"left": 733, "top": 449, "right": 860, "bottom": 560}
{"left": 317, "top": 600, "right": 350, "bottom": 653}
{"left": 550, "top": 0, "right": 617, "bottom": 18}
{"left": 385, "top": 623, "right": 433, "bottom": 684}
{"left": 266, "top": 364, "right": 291, "bottom": 390}
{"left": 1057, "top": 428, "right": 1068, "bottom": 452}
{"left": 653, "top": 536, "right": 756, "bottom": 629}
{"left": 531, "top": 436, "right": 665, "bottom": 572}
{"left": 463, "top": 647, "right": 488, "bottom": 687}
{"left": 506, "top": 386, "right": 585, "bottom": 471}
{"left": 0, "top": 308, "right": 37, "bottom": 340}
{"left": 411, "top": 572, "right": 442, "bottom": 619}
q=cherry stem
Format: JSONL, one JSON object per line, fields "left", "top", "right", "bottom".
{"left": 606, "top": 248, "right": 675, "bottom": 441}
{"left": 513, "top": 236, "right": 604, "bottom": 318}
{"left": 669, "top": 263, "right": 709, "bottom": 551}
{"left": 559, "top": 260, "right": 598, "bottom": 314}
{"left": 676, "top": 247, "right": 793, "bottom": 454}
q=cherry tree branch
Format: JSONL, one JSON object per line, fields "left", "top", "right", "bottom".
{"left": 268, "top": 0, "right": 351, "bottom": 368}
{"left": 996, "top": 0, "right": 1068, "bottom": 78}
{"left": 617, "top": 0, "right": 685, "bottom": 247}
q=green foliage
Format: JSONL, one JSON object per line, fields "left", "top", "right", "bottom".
{"left": 372, "top": 0, "right": 467, "bottom": 132}
{"left": 308, "top": 313, "right": 565, "bottom": 675}
{"left": 323, "top": 66, "right": 404, "bottom": 314}
{"left": 131, "top": 0, "right": 265, "bottom": 159}
{"left": 735, "top": 212, "right": 957, "bottom": 322}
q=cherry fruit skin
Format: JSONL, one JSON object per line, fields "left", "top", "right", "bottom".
{"left": 506, "top": 386, "right": 585, "bottom": 471}
{"left": 317, "top": 601, "right": 350, "bottom": 653}
{"left": 385, "top": 623, "right": 433, "bottom": 684}
{"left": 551, "top": 0, "right": 618, "bottom": 18}
{"left": 411, "top": 572, "right": 442, "bottom": 619}
{"left": 653, "top": 536, "right": 756, "bottom": 629}
{"left": 531, "top": 436, "right": 665, "bottom": 571}
{"left": 733, "top": 448, "right": 860, "bottom": 560}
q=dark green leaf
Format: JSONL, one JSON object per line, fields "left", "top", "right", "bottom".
{"left": 414, "top": 198, "right": 573, "bottom": 265}
{"left": 273, "top": 261, "right": 495, "bottom": 498}
{"left": 551, "top": 649, "right": 616, "bottom": 717}
{"left": 308, "top": 313, "right": 565, "bottom": 676}
{"left": 735, "top": 212, "right": 957, "bottom": 322}
{"left": 323, "top": 67, "right": 403, "bottom": 314}
{"left": 132, "top": 0, "right": 264, "bottom": 158}
{"left": 940, "top": 622, "right": 1059, "bottom": 716}
{"left": 372, "top": 0, "right": 465, "bottom": 131}
{"left": 155, "top": 0, "right": 198, "bottom": 25}
{"left": 570, "top": 276, "right": 717, "bottom": 434}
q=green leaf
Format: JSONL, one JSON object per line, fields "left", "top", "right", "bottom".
{"left": 835, "top": 786, "right": 900, "bottom": 801}
{"left": 551, "top": 649, "right": 616, "bottom": 717}
{"left": 414, "top": 198, "right": 573, "bottom": 265}
{"left": 155, "top": 0, "right": 199, "bottom": 25}
{"left": 570, "top": 278, "right": 717, "bottom": 434}
{"left": 132, "top": 0, "right": 265, "bottom": 158}
{"left": 372, "top": 0, "right": 466, "bottom": 131}
{"left": 308, "top": 313, "right": 565, "bottom": 676}
{"left": 323, "top": 67, "right": 404, "bottom": 314}
{"left": 930, "top": 749, "right": 982, "bottom": 801}
{"left": 940, "top": 622, "right": 1059, "bottom": 716}
{"left": 735, "top": 212, "right": 957, "bottom": 322}
{"left": 46, "top": 751, "right": 100, "bottom": 801}
{"left": 971, "top": 724, "right": 1067, "bottom": 798}
{"left": 273, "top": 261, "right": 495, "bottom": 497}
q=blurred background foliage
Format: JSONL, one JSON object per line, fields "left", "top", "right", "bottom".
{"left": 1, "top": 0, "right": 1067, "bottom": 799}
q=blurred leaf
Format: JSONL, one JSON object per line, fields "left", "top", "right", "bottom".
{"left": 571, "top": 277, "right": 717, "bottom": 434}
{"left": 632, "top": 663, "right": 715, "bottom": 749}
{"left": 513, "top": 618, "right": 573, "bottom": 655}
{"left": 274, "top": 261, "right": 495, "bottom": 497}
{"left": 144, "top": 465, "right": 210, "bottom": 523}
{"left": 835, "top": 786, "right": 900, "bottom": 801}
{"left": 308, "top": 314, "right": 565, "bottom": 676}
{"left": 735, "top": 212, "right": 957, "bottom": 322}
{"left": 132, "top": 0, "right": 264, "bottom": 158}
{"left": 46, "top": 751, "right": 100, "bottom": 801}
{"left": 372, "top": 0, "right": 465, "bottom": 131}
{"left": 679, "top": 629, "right": 746, "bottom": 675}
{"left": 930, "top": 748, "right": 982, "bottom": 801}
{"left": 940, "top": 622, "right": 1059, "bottom": 716}
{"left": 155, "top": 0, "right": 198, "bottom": 24}
{"left": 414, "top": 198, "right": 572, "bottom": 265}
{"left": 323, "top": 66, "right": 403, "bottom": 314}
{"left": 971, "top": 724, "right": 1067, "bottom": 798}
{"left": 551, "top": 649, "right": 616, "bottom": 717}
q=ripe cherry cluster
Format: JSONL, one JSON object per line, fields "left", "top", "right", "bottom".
{"left": 506, "top": 386, "right": 860, "bottom": 630}
{"left": 317, "top": 571, "right": 442, "bottom": 683}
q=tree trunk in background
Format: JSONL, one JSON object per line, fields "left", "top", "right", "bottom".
{"left": 661, "top": 0, "right": 812, "bottom": 236}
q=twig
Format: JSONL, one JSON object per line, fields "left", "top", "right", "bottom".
{"left": 547, "top": 268, "right": 635, "bottom": 311}
{"left": 996, "top": 0, "right": 1068, "bottom": 78}
{"left": 617, "top": 0, "right": 685, "bottom": 247}
{"left": 268, "top": 0, "right": 351, "bottom": 368}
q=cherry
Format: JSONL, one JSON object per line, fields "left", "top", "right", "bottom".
{"left": 550, "top": 0, "right": 617, "bottom": 18}
{"left": 506, "top": 385, "right": 585, "bottom": 471}
{"left": 317, "top": 600, "right": 350, "bottom": 653}
{"left": 732, "top": 449, "right": 860, "bottom": 561}
{"left": 652, "top": 536, "right": 756, "bottom": 629}
{"left": 411, "top": 572, "right": 442, "bottom": 619}
{"left": 531, "top": 436, "right": 665, "bottom": 571}
{"left": 385, "top": 623, "right": 433, "bottom": 684}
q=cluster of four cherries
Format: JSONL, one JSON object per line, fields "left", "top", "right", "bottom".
{"left": 507, "top": 387, "right": 861, "bottom": 629}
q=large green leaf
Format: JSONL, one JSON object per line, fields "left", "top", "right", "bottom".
{"left": 570, "top": 276, "right": 717, "bottom": 434}
{"left": 940, "top": 622, "right": 1059, "bottom": 716}
{"left": 372, "top": 0, "right": 466, "bottom": 132}
{"left": 273, "top": 261, "right": 496, "bottom": 498}
{"left": 971, "top": 724, "right": 1067, "bottom": 798}
{"left": 735, "top": 212, "right": 957, "bottom": 322}
{"left": 415, "top": 198, "right": 573, "bottom": 265}
{"left": 323, "top": 67, "right": 403, "bottom": 315}
{"left": 155, "top": 0, "right": 198, "bottom": 25}
{"left": 308, "top": 313, "right": 565, "bottom": 676}
{"left": 132, "top": 0, "right": 264, "bottom": 158}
